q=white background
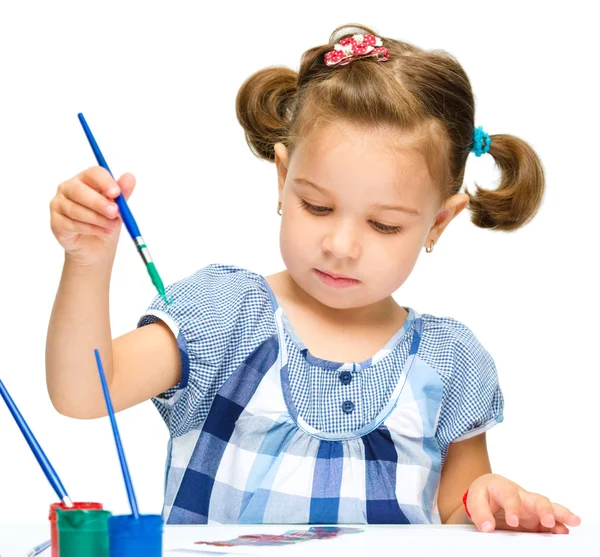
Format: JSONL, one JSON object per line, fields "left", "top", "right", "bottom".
{"left": 0, "top": 0, "right": 598, "bottom": 527}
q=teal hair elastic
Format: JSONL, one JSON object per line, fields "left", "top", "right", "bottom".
{"left": 471, "top": 126, "right": 491, "bottom": 157}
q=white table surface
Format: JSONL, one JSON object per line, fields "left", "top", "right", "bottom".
{"left": 1, "top": 523, "right": 599, "bottom": 557}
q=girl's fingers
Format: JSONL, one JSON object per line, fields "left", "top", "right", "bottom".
{"left": 466, "top": 475, "right": 580, "bottom": 535}
{"left": 551, "top": 502, "right": 581, "bottom": 527}
{"left": 469, "top": 478, "right": 523, "bottom": 532}
{"left": 116, "top": 172, "right": 136, "bottom": 201}
{"left": 59, "top": 180, "right": 119, "bottom": 219}
{"left": 487, "top": 483, "right": 522, "bottom": 528}
{"left": 550, "top": 521, "right": 570, "bottom": 535}
{"left": 536, "top": 520, "right": 569, "bottom": 534}
{"left": 59, "top": 198, "right": 120, "bottom": 231}
{"left": 53, "top": 212, "right": 113, "bottom": 236}
{"left": 521, "top": 492, "right": 556, "bottom": 528}
{"left": 466, "top": 482, "right": 498, "bottom": 532}
{"left": 79, "top": 166, "right": 122, "bottom": 198}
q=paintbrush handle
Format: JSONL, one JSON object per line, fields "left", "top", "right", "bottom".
{"left": 0, "top": 379, "right": 70, "bottom": 502}
{"left": 77, "top": 113, "right": 141, "bottom": 238}
{"left": 77, "top": 112, "right": 169, "bottom": 304}
{"left": 94, "top": 349, "right": 139, "bottom": 518}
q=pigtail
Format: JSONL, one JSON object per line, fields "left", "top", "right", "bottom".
{"left": 235, "top": 66, "right": 298, "bottom": 162}
{"left": 467, "top": 134, "right": 545, "bottom": 231}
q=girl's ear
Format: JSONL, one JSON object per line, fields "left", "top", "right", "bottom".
{"left": 427, "top": 193, "right": 470, "bottom": 245}
{"left": 274, "top": 142, "right": 289, "bottom": 169}
{"left": 274, "top": 143, "right": 289, "bottom": 199}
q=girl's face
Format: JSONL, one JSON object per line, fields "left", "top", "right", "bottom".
{"left": 275, "top": 121, "right": 467, "bottom": 311}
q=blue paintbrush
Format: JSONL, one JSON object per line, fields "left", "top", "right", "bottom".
{"left": 93, "top": 349, "right": 139, "bottom": 518}
{"left": 0, "top": 378, "right": 72, "bottom": 507}
{"left": 77, "top": 112, "right": 170, "bottom": 305}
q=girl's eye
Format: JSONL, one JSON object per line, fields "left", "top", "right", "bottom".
{"left": 300, "top": 200, "right": 330, "bottom": 215}
{"left": 370, "top": 221, "right": 404, "bottom": 235}
{"left": 299, "top": 200, "right": 404, "bottom": 235}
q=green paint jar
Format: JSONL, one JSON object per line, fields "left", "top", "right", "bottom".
{"left": 56, "top": 508, "right": 112, "bottom": 557}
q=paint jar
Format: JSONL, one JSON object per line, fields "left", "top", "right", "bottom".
{"left": 56, "top": 508, "right": 111, "bottom": 557}
{"left": 49, "top": 502, "right": 103, "bottom": 557}
{"left": 108, "top": 514, "right": 163, "bottom": 557}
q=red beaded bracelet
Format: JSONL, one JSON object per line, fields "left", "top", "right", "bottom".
{"left": 462, "top": 489, "right": 472, "bottom": 518}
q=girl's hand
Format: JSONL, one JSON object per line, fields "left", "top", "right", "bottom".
{"left": 466, "top": 473, "right": 581, "bottom": 534}
{"left": 50, "top": 167, "right": 136, "bottom": 267}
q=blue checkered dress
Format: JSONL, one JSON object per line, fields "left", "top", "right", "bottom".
{"left": 138, "top": 264, "right": 504, "bottom": 524}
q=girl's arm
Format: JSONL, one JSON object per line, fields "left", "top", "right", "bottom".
{"left": 438, "top": 432, "right": 491, "bottom": 524}
{"left": 45, "top": 256, "right": 182, "bottom": 419}
{"left": 46, "top": 167, "right": 181, "bottom": 419}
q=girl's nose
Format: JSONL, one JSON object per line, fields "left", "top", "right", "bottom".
{"left": 322, "top": 221, "right": 362, "bottom": 260}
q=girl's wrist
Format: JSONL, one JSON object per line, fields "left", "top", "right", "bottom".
{"left": 463, "top": 489, "right": 472, "bottom": 518}
{"left": 64, "top": 252, "right": 114, "bottom": 278}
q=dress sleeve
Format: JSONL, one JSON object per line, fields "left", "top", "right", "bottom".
{"left": 137, "top": 263, "right": 274, "bottom": 438}
{"left": 434, "top": 318, "right": 504, "bottom": 461}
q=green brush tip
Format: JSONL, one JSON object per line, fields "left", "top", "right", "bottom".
{"left": 147, "top": 262, "right": 171, "bottom": 305}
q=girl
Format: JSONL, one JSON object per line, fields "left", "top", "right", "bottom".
{"left": 46, "top": 23, "right": 581, "bottom": 533}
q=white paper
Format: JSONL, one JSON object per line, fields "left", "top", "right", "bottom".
{"left": 162, "top": 524, "right": 600, "bottom": 557}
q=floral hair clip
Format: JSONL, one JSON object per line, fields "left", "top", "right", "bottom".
{"left": 324, "top": 34, "right": 390, "bottom": 67}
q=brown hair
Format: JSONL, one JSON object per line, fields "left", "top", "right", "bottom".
{"left": 235, "top": 23, "right": 544, "bottom": 231}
